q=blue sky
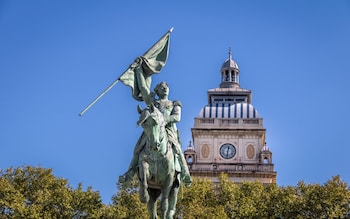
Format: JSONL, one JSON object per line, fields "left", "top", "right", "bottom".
{"left": 1, "top": 1, "right": 350, "bottom": 203}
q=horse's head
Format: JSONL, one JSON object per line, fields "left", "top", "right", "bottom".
{"left": 137, "top": 104, "right": 166, "bottom": 152}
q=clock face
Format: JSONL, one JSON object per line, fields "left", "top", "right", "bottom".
{"left": 220, "top": 143, "right": 236, "bottom": 159}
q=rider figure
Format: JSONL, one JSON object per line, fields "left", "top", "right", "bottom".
{"left": 119, "top": 59, "right": 192, "bottom": 187}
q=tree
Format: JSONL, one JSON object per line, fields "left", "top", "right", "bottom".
{"left": 2, "top": 166, "right": 350, "bottom": 218}
{"left": 216, "top": 174, "right": 238, "bottom": 218}
{"left": 276, "top": 185, "right": 304, "bottom": 219}
{"left": 0, "top": 166, "right": 73, "bottom": 218}
{"left": 0, "top": 166, "right": 103, "bottom": 219}
{"left": 0, "top": 174, "right": 25, "bottom": 218}
{"left": 107, "top": 176, "right": 147, "bottom": 219}
{"left": 295, "top": 176, "right": 350, "bottom": 219}
{"left": 71, "top": 183, "right": 103, "bottom": 218}
{"left": 177, "top": 177, "right": 228, "bottom": 219}
{"left": 323, "top": 175, "right": 350, "bottom": 218}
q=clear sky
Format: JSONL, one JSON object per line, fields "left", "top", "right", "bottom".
{"left": 1, "top": 1, "right": 350, "bottom": 204}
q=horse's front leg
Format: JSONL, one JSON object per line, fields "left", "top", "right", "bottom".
{"left": 160, "top": 179, "right": 172, "bottom": 219}
{"left": 139, "top": 161, "right": 150, "bottom": 203}
{"left": 147, "top": 188, "right": 161, "bottom": 219}
{"left": 167, "top": 186, "right": 179, "bottom": 219}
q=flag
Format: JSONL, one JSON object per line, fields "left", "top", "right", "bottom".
{"left": 119, "top": 28, "right": 172, "bottom": 101}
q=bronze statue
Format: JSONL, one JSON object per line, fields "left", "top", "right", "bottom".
{"left": 119, "top": 60, "right": 192, "bottom": 218}
{"left": 80, "top": 28, "right": 191, "bottom": 219}
{"left": 119, "top": 63, "right": 192, "bottom": 187}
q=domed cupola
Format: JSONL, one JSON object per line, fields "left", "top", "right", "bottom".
{"left": 220, "top": 48, "right": 240, "bottom": 88}
{"left": 198, "top": 102, "right": 259, "bottom": 119}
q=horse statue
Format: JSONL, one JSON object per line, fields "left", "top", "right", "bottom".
{"left": 136, "top": 104, "right": 181, "bottom": 219}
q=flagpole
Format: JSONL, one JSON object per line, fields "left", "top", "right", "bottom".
{"left": 79, "top": 79, "right": 120, "bottom": 116}
{"left": 79, "top": 27, "right": 173, "bottom": 116}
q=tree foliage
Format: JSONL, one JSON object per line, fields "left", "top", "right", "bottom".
{"left": 175, "top": 174, "right": 350, "bottom": 219}
{"left": 0, "top": 166, "right": 102, "bottom": 219}
{"left": 177, "top": 177, "right": 227, "bottom": 219}
{"left": 106, "top": 176, "right": 147, "bottom": 219}
{"left": 1, "top": 166, "right": 350, "bottom": 219}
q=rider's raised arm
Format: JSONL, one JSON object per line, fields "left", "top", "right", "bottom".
{"left": 135, "top": 64, "right": 155, "bottom": 106}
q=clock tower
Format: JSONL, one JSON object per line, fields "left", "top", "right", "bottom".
{"left": 184, "top": 49, "right": 277, "bottom": 184}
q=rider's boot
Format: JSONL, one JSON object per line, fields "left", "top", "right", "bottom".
{"left": 182, "top": 171, "right": 192, "bottom": 187}
{"left": 177, "top": 152, "right": 192, "bottom": 187}
{"left": 178, "top": 159, "right": 192, "bottom": 187}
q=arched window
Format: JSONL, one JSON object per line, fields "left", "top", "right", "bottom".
{"left": 263, "top": 157, "right": 269, "bottom": 164}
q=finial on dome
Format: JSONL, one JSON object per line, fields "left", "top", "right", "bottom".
{"left": 262, "top": 142, "right": 270, "bottom": 151}
{"left": 229, "top": 47, "right": 232, "bottom": 60}
{"left": 188, "top": 141, "right": 193, "bottom": 149}
{"left": 220, "top": 47, "right": 240, "bottom": 88}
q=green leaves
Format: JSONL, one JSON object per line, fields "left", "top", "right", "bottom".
{"left": 177, "top": 177, "right": 228, "bottom": 219}
{"left": 1, "top": 167, "right": 349, "bottom": 219}
{"left": 174, "top": 174, "right": 350, "bottom": 219}
{"left": 0, "top": 166, "right": 103, "bottom": 219}
{"left": 294, "top": 175, "right": 350, "bottom": 219}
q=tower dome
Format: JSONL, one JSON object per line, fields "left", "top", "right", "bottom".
{"left": 220, "top": 48, "right": 240, "bottom": 88}
{"left": 198, "top": 102, "right": 259, "bottom": 119}
{"left": 221, "top": 53, "right": 239, "bottom": 70}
